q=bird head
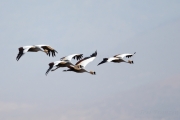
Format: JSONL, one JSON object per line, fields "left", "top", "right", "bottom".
{"left": 97, "top": 58, "right": 108, "bottom": 66}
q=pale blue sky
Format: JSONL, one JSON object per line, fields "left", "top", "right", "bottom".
{"left": 0, "top": 0, "right": 180, "bottom": 120}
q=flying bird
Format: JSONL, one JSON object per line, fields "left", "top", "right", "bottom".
{"left": 45, "top": 54, "right": 83, "bottom": 75}
{"left": 114, "top": 52, "right": 136, "bottom": 59}
{"left": 97, "top": 52, "right": 135, "bottom": 66}
{"left": 16, "top": 45, "right": 58, "bottom": 61}
{"left": 34, "top": 45, "right": 58, "bottom": 57}
{"left": 45, "top": 61, "right": 73, "bottom": 75}
{"left": 63, "top": 51, "right": 97, "bottom": 75}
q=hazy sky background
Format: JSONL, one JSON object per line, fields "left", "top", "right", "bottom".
{"left": 0, "top": 0, "right": 180, "bottom": 120}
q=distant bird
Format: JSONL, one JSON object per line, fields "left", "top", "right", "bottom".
{"left": 60, "top": 54, "right": 83, "bottom": 61}
{"left": 45, "top": 54, "right": 83, "bottom": 75}
{"left": 16, "top": 45, "right": 58, "bottom": 61}
{"left": 97, "top": 52, "right": 135, "bottom": 66}
{"left": 63, "top": 51, "right": 97, "bottom": 75}
{"left": 113, "top": 52, "right": 136, "bottom": 59}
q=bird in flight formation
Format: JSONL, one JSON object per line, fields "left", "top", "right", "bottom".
{"left": 97, "top": 52, "right": 136, "bottom": 66}
{"left": 16, "top": 45, "right": 58, "bottom": 61}
{"left": 45, "top": 54, "right": 83, "bottom": 75}
{"left": 63, "top": 51, "right": 97, "bottom": 75}
{"left": 16, "top": 45, "right": 135, "bottom": 75}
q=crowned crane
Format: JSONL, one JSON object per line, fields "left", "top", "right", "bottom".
{"left": 97, "top": 52, "right": 135, "bottom": 66}
{"left": 45, "top": 54, "right": 83, "bottom": 75}
{"left": 16, "top": 45, "right": 58, "bottom": 61}
{"left": 63, "top": 51, "right": 97, "bottom": 75}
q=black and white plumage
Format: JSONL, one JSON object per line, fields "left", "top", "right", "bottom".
{"left": 60, "top": 54, "right": 83, "bottom": 61}
{"left": 16, "top": 45, "right": 58, "bottom": 61}
{"left": 34, "top": 45, "right": 58, "bottom": 57}
{"left": 97, "top": 52, "right": 135, "bottom": 66}
{"left": 45, "top": 54, "right": 83, "bottom": 75}
{"left": 114, "top": 52, "right": 136, "bottom": 59}
{"left": 63, "top": 51, "right": 97, "bottom": 75}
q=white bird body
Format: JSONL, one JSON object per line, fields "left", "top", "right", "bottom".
{"left": 16, "top": 45, "right": 58, "bottom": 61}
{"left": 107, "top": 57, "right": 118, "bottom": 62}
{"left": 63, "top": 51, "right": 97, "bottom": 75}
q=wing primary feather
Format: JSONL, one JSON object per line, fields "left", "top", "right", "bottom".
{"left": 90, "top": 51, "right": 97, "bottom": 57}
{"left": 54, "top": 50, "right": 58, "bottom": 53}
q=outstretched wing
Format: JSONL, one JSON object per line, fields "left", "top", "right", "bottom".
{"left": 114, "top": 52, "right": 136, "bottom": 59}
{"left": 72, "top": 54, "right": 83, "bottom": 61}
{"left": 61, "top": 54, "right": 83, "bottom": 61}
{"left": 76, "top": 51, "right": 97, "bottom": 68}
{"left": 37, "top": 45, "right": 58, "bottom": 57}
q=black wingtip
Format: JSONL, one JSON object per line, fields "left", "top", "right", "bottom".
{"left": 55, "top": 50, "right": 58, "bottom": 53}
{"left": 90, "top": 50, "right": 97, "bottom": 57}
{"left": 16, "top": 53, "right": 23, "bottom": 61}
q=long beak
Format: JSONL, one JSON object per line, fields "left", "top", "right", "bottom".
{"left": 97, "top": 61, "right": 106, "bottom": 66}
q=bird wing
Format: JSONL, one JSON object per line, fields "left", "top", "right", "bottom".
{"left": 114, "top": 52, "right": 136, "bottom": 59}
{"left": 75, "top": 51, "right": 97, "bottom": 68}
{"left": 60, "top": 54, "right": 83, "bottom": 61}
{"left": 41, "top": 45, "right": 54, "bottom": 51}
{"left": 72, "top": 54, "right": 83, "bottom": 61}
{"left": 66, "top": 64, "right": 75, "bottom": 69}
{"left": 36, "top": 45, "right": 58, "bottom": 57}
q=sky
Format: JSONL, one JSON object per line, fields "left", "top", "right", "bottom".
{"left": 0, "top": 0, "right": 180, "bottom": 120}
